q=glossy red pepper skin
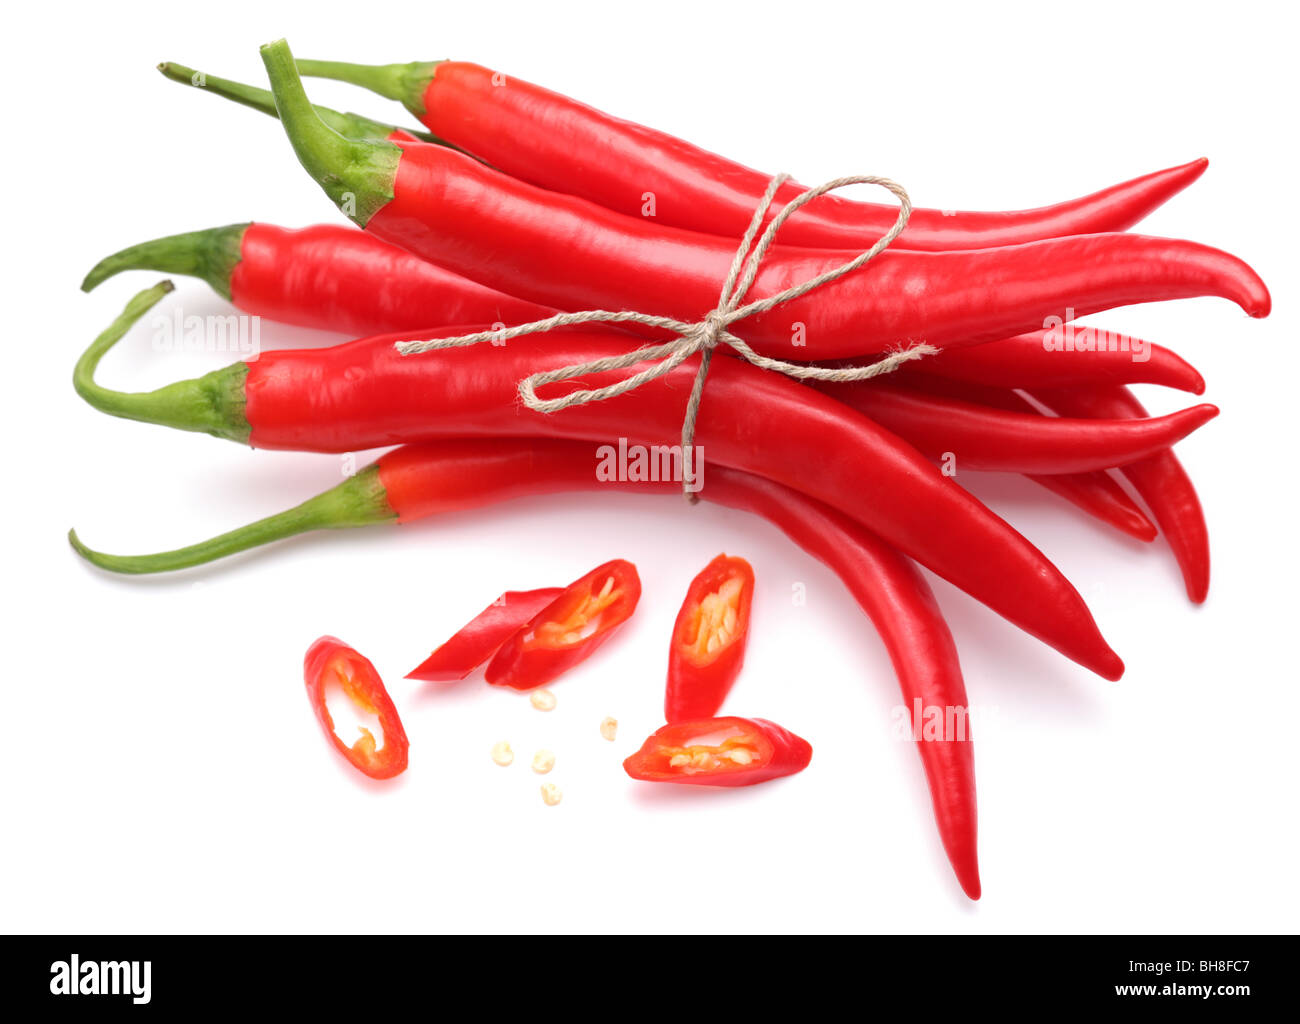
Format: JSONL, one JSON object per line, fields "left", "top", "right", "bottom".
{"left": 365, "top": 141, "right": 1268, "bottom": 360}
{"left": 665, "top": 555, "right": 755, "bottom": 722}
{"left": 239, "top": 330, "right": 1121, "bottom": 678}
{"left": 387, "top": 62, "right": 1206, "bottom": 252}
{"left": 909, "top": 329, "right": 1206, "bottom": 394}
{"left": 233, "top": 223, "right": 556, "bottom": 336}
{"left": 83, "top": 222, "right": 556, "bottom": 338}
{"left": 623, "top": 717, "right": 812, "bottom": 787}
{"left": 827, "top": 378, "right": 1218, "bottom": 475}
{"left": 1034, "top": 386, "right": 1211, "bottom": 603}
{"left": 880, "top": 374, "right": 1157, "bottom": 540}
{"left": 406, "top": 588, "right": 563, "bottom": 681}
{"left": 484, "top": 560, "right": 641, "bottom": 690}
{"left": 303, "top": 637, "right": 410, "bottom": 779}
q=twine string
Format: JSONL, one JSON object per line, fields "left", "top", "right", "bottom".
{"left": 396, "top": 173, "right": 937, "bottom": 499}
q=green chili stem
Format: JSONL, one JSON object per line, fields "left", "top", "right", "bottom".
{"left": 81, "top": 224, "right": 249, "bottom": 296}
{"left": 295, "top": 57, "right": 441, "bottom": 115}
{"left": 72, "top": 283, "right": 250, "bottom": 443}
{"left": 157, "top": 61, "right": 436, "bottom": 144}
{"left": 69, "top": 467, "right": 395, "bottom": 575}
{"left": 259, "top": 39, "right": 401, "bottom": 227}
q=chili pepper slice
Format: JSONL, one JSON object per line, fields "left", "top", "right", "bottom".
{"left": 666, "top": 555, "right": 755, "bottom": 722}
{"left": 303, "top": 636, "right": 409, "bottom": 780}
{"left": 68, "top": 437, "right": 981, "bottom": 897}
{"left": 484, "top": 560, "right": 641, "bottom": 690}
{"left": 71, "top": 288, "right": 1122, "bottom": 679}
{"left": 294, "top": 56, "right": 1205, "bottom": 252}
{"left": 623, "top": 717, "right": 812, "bottom": 787}
{"left": 260, "top": 42, "right": 1269, "bottom": 361}
{"left": 406, "top": 587, "right": 563, "bottom": 681}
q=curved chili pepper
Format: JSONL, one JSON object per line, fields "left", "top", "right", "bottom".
{"left": 1033, "top": 386, "right": 1211, "bottom": 603}
{"left": 303, "top": 636, "right": 409, "bottom": 780}
{"left": 880, "top": 374, "right": 1159, "bottom": 540}
{"left": 295, "top": 56, "right": 1205, "bottom": 252}
{"left": 72, "top": 286, "right": 1122, "bottom": 679}
{"left": 908, "top": 329, "right": 1206, "bottom": 394}
{"left": 260, "top": 42, "right": 1270, "bottom": 360}
{"left": 156, "top": 61, "right": 436, "bottom": 144}
{"left": 827, "top": 379, "right": 1218, "bottom": 475}
{"left": 68, "top": 436, "right": 982, "bottom": 897}
{"left": 407, "top": 588, "right": 563, "bottom": 681}
{"left": 484, "top": 560, "right": 641, "bottom": 690}
{"left": 81, "top": 222, "right": 555, "bottom": 337}
{"left": 666, "top": 554, "right": 755, "bottom": 722}
{"left": 624, "top": 717, "right": 812, "bottom": 787}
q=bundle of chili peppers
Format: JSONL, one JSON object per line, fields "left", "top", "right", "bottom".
{"left": 68, "top": 40, "right": 1271, "bottom": 902}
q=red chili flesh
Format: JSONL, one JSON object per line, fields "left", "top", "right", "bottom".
{"left": 484, "top": 560, "right": 642, "bottom": 690}
{"left": 623, "top": 717, "right": 812, "bottom": 787}
{"left": 406, "top": 588, "right": 563, "bottom": 681}
{"left": 303, "top": 636, "right": 409, "bottom": 780}
{"left": 666, "top": 554, "right": 755, "bottom": 722}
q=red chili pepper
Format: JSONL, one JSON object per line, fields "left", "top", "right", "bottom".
{"left": 623, "top": 717, "right": 812, "bottom": 787}
{"left": 666, "top": 555, "right": 755, "bottom": 722}
{"left": 74, "top": 287, "right": 1122, "bottom": 679}
{"left": 295, "top": 56, "right": 1205, "bottom": 252}
{"left": 260, "top": 42, "right": 1270, "bottom": 361}
{"left": 484, "top": 560, "right": 641, "bottom": 691}
{"left": 406, "top": 588, "right": 563, "bottom": 681}
{"left": 826, "top": 378, "right": 1217, "bottom": 475}
{"left": 907, "top": 328, "right": 1206, "bottom": 394}
{"left": 1033, "top": 386, "right": 1211, "bottom": 603}
{"left": 878, "top": 374, "right": 1158, "bottom": 540}
{"left": 69, "top": 437, "right": 981, "bottom": 897}
{"left": 81, "top": 222, "right": 555, "bottom": 338}
{"left": 303, "top": 636, "right": 409, "bottom": 780}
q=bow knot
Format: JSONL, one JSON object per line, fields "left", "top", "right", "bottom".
{"left": 396, "top": 172, "right": 937, "bottom": 499}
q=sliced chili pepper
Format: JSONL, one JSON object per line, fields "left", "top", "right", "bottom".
{"left": 407, "top": 588, "right": 563, "bottom": 681}
{"left": 72, "top": 288, "right": 1122, "bottom": 679}
{"left": 666, "top": 554, "right": 755, "bottom": 722}
{"left": 303, "top": 636, "right": 409, "bottom": 780}
{"left": 623, "top": 717, "right": 812, "bottom": 787}
{"left": 484, "top": 560, "right": 641, "bottom": 690}
{"left": 260, "top": 42, "right": 1269, "bottom": 361}
{"left": 81, "top": 222, "right": 555, "bottom": 337}
{"left": 69, "top": 437, "right": 981, "bottom": 897}
{"left": 1033, "top": 386, "right": 1211, "bottom": 603}
{"left": 295, "top": 56, "right": 1205, "bottom": 252}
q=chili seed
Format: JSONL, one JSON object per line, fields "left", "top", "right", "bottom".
{"left": 491, "top": 741, "right": 514, "bottom": 767}
{"left": 540, "top": 782, "right": 563, "bottom": 806}
{"left": 530, "top": 689, "right": 557, "bottom": 711}
{"left": 599, "top": 716, "right": 618, "bottom": 741}
{"left": 532, "top": 749, "right": 556, "bottom": 774}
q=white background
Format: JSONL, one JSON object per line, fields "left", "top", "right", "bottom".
{"left": 2, "top": 0, "right": 1296, "bottom": 934}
